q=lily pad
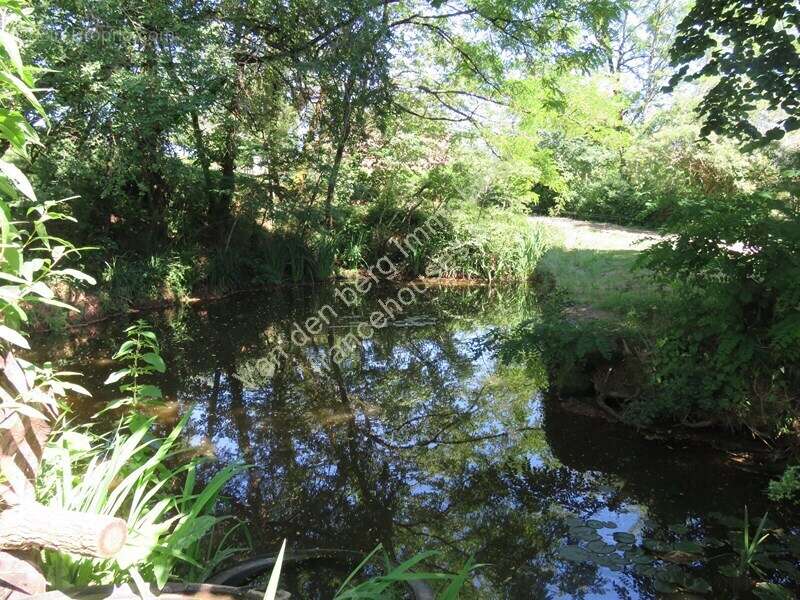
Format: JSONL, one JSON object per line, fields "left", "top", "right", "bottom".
{"left": 656, "top": 565, "right": 687, "bottom": 584}
{"left": 653, "top": 578, "right": 678, "bottom": 594}
{"left": 570, "top": 526, "right": 601, "bottom": 542}
{"left": 564, "top": 516, "right": 585, "bottom": 529}
{"left": 669, "top": 523, "right": 689, "bottom": 535}
{"left": 585, "top": 519, "right": 605, "bottom": 529}
{"left": 700, "top": 536, "right": 726, "bottom": 549}
{"left": 586, "top": 540, "right": 616, "bottom": 555}
{"left": 683, "top": 577, "right": 712, "bottom": 594}
{"left": 634, "top": 563, "right": 657, "bottom": 578}
{"left": 557, "top": 545, "right": 592, "bottom": 564}
{"left": 594, "top": 553, "right": 626, "bottom": 570}
{"left": 673, "top": 541, "right": 704, "bottom": 555}
{"left": 775, "top": 560, "right": 800, "bottom": 580}
{"left": 613, "top": 531, "right": 636, "bottom": 545}
{"left": 628, "top": 554, "right": 652, "bottom": 566}
{"left": 643, "top": 539, "right": 669, "bottom": 553}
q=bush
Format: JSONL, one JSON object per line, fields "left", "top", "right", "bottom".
{"left": 768, "top": 466, "right": 800, "bottom": 505}
{"left": 634, "top": 192, "right": 800, "bottom": 431}
{"left": 431, "top": 209, "right": 553, "bottom": 281}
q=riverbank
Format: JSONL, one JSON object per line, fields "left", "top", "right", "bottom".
{"left": 36, "top": 275, "right": 502, "bottom": 332}
{"left": 519, "top": 217, "right": 797, "bottom": 467}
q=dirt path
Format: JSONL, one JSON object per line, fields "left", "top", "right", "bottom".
{"left": 531, "top": 216, "right": 664, "bottom": 251}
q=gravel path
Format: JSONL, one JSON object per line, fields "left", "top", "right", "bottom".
{"left": 531, "top": 216, "right": 664, "bottom": 251}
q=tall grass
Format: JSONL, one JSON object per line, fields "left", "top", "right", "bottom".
{"left": 430, "top": 209, "right": 552, "bottom": 281}
{"left": 37, "top": 414, "right": 247, "bottom": 589}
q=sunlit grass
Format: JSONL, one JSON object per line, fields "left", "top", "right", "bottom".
{"left": 535, "top": 219, "right": 669, "bottom": 325}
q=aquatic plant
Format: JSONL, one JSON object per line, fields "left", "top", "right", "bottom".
{"left": 334, "top": 545, "right": 479, "bottom": 599}
{"left": 556, "top": 511, "right": 799, "bottom": 598}
{"left": 258, "top": 543, "right": 479, "bottom": 599}
{"left": 733, "top": 507, "right": 770, "bottom": 580}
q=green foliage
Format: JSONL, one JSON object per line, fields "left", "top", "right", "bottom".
{"left": 34, "top": 322, "right": 247, "bottom": 589}
{"left": 768, "top": 466, "right": 800, "bottom": 505}
{"left": 333, "top": 546, "right": 479, "bottom": 599}
{"left": 635, "top": 192, "right": 800, "bottom": 430}
{"left": 256, "top": 543, "right": 478, "bottom": 600}
{"left": 430, "top": 210, "right": 552, "bottom": 281}
{"left": 669, "top": 0, "right": 800, "bottom": 145}
{"left": 496, "top": 286, "right": 629, "bottom": 394}
{"left": 26, "top": 0, "right": 615, "bottom": 266}
{"left": 733, "top": 507, "right": 770, "bottom": 580}
{"left": 0, "top": 0, "right": 96, "bottom": 427}
{"left": 99, "top": 254, "right": 198, "bottom": 311}
{"left": 37, "top": 414, "right": 247, "bottom": 589}
{"left": 101, "top": 320, "right": 167, "bottom": 413}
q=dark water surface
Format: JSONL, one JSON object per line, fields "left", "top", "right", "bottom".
{"left": 37, "top": 285, "right": 789, "bottom": 599}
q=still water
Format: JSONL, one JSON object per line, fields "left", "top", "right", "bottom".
{"left": 38, "top": 284, "right": 791, "bottom": 599}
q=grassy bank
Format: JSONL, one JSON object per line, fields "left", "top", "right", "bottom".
{"left": 532, "top": 217, "right": 666, "bottom": 325}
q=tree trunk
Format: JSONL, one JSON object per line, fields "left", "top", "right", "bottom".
{"left": 192, "top": 112, "right": 214, "bottom": 201}
{"left": 324, "top": 72, "right": 356, "bottom": 228}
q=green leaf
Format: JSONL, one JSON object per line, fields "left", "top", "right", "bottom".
{"left": 264, "top": 539, "right": 287, "bottom": 600}
{"left": 0, "top": 70, "right": 44, "bottom": 116}
{"left": 60, "top": 381, "right": 92, "bottom": 396}
{"left": 29, "top": 281, "right": 54, "bottom": 299}
{"left": 612, "top": 532, "right": 636, "bottom": 545}
{"left": 0, "top": 159, "right": 35, "bottom": 201}
{"left": 0, "top": 110, "right": 34, "bottom": 151}
{"left": 138, "top": 385, "right": 163, "bottom": 399}
{"left": 104, "top": 369, "right": 130, "bottom": 385}
{"left": 141, "top": 352, "right": 166, "bottom": 373}
{"left": 56, "top": 268, "right": 97, "bottom": 285}
{"left": 0, "top": 32, "right": 24, "bottom": 79}
{"left": 0, "top": 324, "right": 28, "bottom": 349}
{"left": 35, "top": 296, "right": 79, "bottom": 312}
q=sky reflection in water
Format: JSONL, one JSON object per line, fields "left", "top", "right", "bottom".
{"left": 41, "top": 285, "right": 774, "bottom": 599}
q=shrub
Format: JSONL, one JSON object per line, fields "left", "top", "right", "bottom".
{"left": 431, "top": 209, "right": 552, "bottom": 281}
{"left": 768, "top": 466, "right": 800, "bottom": 505}
{"left": 495, "top": 287, "right": 634, "bottom": 396}
{"left": 635, "top": 192, "right": 800, "bottom": 431}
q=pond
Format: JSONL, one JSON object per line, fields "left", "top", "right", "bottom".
{"left": 37, "top": 284, "right": 796, "bottom": 599}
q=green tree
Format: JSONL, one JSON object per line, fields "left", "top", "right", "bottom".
{"left": 669, "top": 0, "right": 800, "bottom": 144}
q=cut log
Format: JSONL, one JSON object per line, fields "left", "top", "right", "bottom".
{"left": 0, "top": 503, "right": 127, "bottom": 558}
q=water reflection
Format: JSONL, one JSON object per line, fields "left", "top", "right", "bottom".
{"left": 36, "top": 285, "right": 775, "bottom": 599}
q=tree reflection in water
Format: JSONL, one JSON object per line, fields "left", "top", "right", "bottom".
{"left": 38, "top": 285, "right": 774, "bottom": 599}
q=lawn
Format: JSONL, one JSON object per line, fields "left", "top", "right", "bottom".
{"left": 532, "top": 217, "right": 669, "bottom": 322}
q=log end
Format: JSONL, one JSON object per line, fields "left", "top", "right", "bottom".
{"left": 96, "top": 519, "right": 127, "bottom": 558}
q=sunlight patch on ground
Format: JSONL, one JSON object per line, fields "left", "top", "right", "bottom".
{"left": 530, "top": 216, "right": 664, "bottom": 252}
{"left": 532, "top": 216, "right": 667, "bottom": 320}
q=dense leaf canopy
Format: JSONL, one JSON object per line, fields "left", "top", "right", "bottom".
{"left": 669, "top": 0, "right": 800, "bottom": 144}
